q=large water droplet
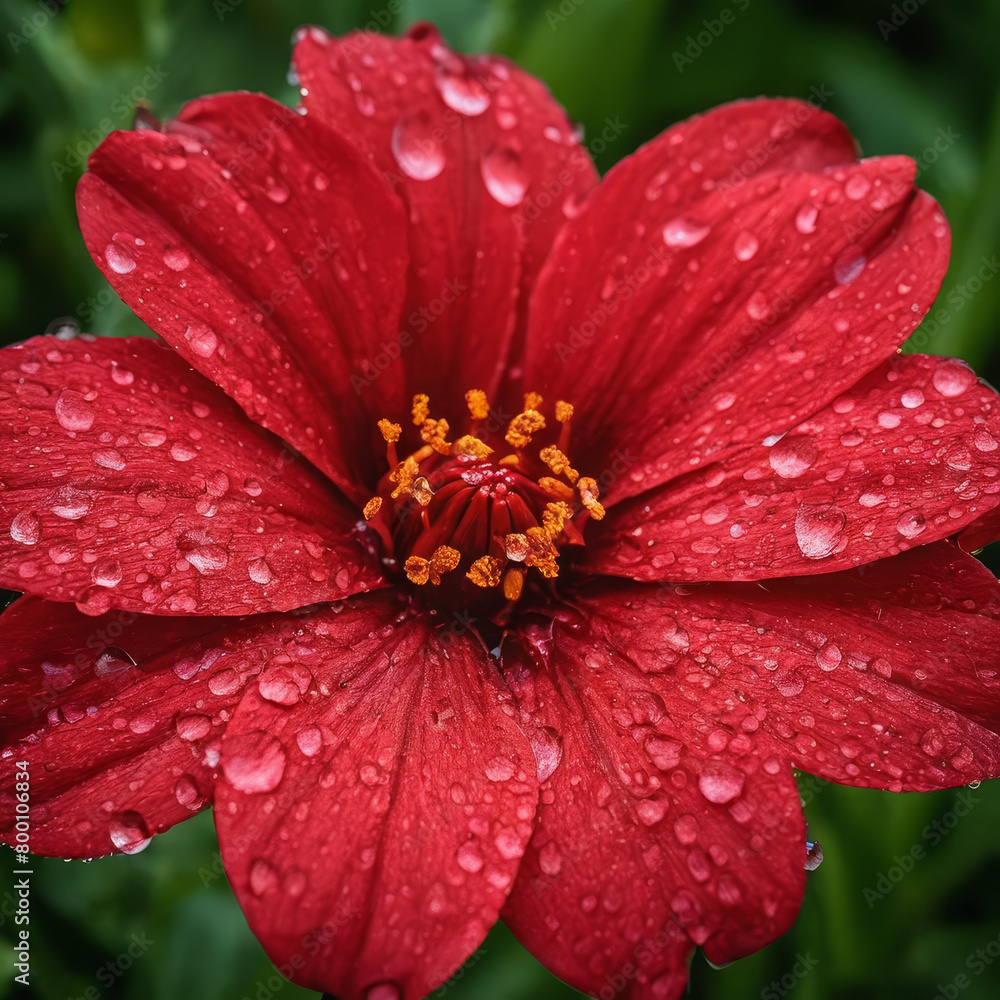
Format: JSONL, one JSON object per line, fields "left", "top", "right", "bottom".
{"left": 184, "top": 323, "right": 219, "bottom": 359}
{"left": 456, "top": 840, "right": 484, "bottom": 873}
{"left": 434, "top": 64, "right": 491, "bottom": 116}
{"left": 55, "top": 389, "right": 96, "bottom": 432}
{"left": 481, "top": 144, "right": 527, "bottom": 207}
{"left": 768, "top": 435, "right": 818, "bottom": 479}
{"left": 932, "top": 361, "right": 974, "bottom": 398}
{"left": 794, "top": 504, "right": 846, "bottom": 559}
{"left": 91, "top": 558, "right": 123, "bottom": 588}
{"left": 698, "top": 767, "right": 745, "bottom": 804}
{"left": 109, "top": 811, "right": 152, "bottom": 854}
{"left": 9, "top": 511, "right": 41, "bottom": 545}
{"left": 104, "top": 242, "right": 136, "bottom": 275}
{"left": 222, "top": 735, "right": 287, "bottom": 793}
{"left": 663, "top": 217, "right": 710, "bottom": 248}
{"left": 391, "top": 111, "right": 446, "bottom": 181}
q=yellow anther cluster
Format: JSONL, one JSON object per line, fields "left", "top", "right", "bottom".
{"left": 577, "top": 477, "right": 606, "bottom": 520}
{"left": 389, "top": 455, "right": 419, "bottom": 499}
{"left": 405, "top": 545, "right": 461, "bottom": 586}
{"left": 465, "top": 389, "right": 490, "bottom": 422}
{"left": 378, "top": 419, "right": 401, "bottom": 444}
{"left": 420, "top": 417, "right": 451, "bottom": 455}
{"left": 506, "top": 410, "right": 546, "bottom": 449}
{"left": 453, "top": 435, "right": 493, "bottom": 460}
{"left": 539, "top": 445, "right": 579, "bottom": 484}
{"left": 538, "top": 476, "right": 575, "bottom": 501}
{"left": 412, "top": 394, "right": 430, "bottom": 426}
{"left": 466, "top": 555, "right": 502, "bottom": 588}
{"left": 363, "top": 496, "right": 383, "bottom": 521}
{"left": 555, "top": 400, "right": 574, "bottom": 423}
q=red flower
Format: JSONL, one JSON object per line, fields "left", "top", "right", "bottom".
{"left": 4, "top": 21, "right": 1000, "bottom": 1000}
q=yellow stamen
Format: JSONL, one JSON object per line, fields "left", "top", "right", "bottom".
{"left": 542, "top": 501, "right": 573, "bottom": 538}
{"left": 506, "top": 410, "right": 545, "bottom": 449}
{"left": 412, "top": 393, "right": 430, "bottom": 426}
{"left": 363, "top": 496, "right": 383, "bottom": 520}
{"left": 389, "top": 455, "right": 419, "bottom": 499}
{"left": 378, "top": 419, "right": 401, "bottom": 444}
{"left": 465, "top": 389, "right": 490, "bottom": 422}
{"left": 498, "top": 454, "right": 520, "bottom": 467}
{"left": 420, "top": 418, "right": 451, "bottom": 455}
{"left": 539, "top": 476, "right": 575, "bottom": 501}
{"left": 555, "top": 400, "right": 574, "bottom": 423}
{"left": 539, "top": 445, "right": 579, "bottom": 484}
{"left": 503, "top": 567, "right": 525, "bottom": 602}
{"left": 453, "top": 435, "right": 493, "bottom": 460}
{"left": 467, "top": 555, "right": 502, "bottom": 588}
{"left": 505, "top": 533, "right": 529, "bottom": 562}
{"left": 405, "top": 545, "right": 461, "bottom": 586}
{"left": 523, "top": 391, "right": 544, "bottom": 412}
{"left": 577, "top": 477, "right": 606, "bottom": 520}
{"left": 524, "top": 526, "right": 560, "bottom": 577}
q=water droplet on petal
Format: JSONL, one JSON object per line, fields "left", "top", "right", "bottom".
{"left": 184, "top": 323, "right": 218, "bottom": 359}
{"left": 109, "top": 811, "right": 151, "bottom": 854}
{"left": 456, "top": 840, "right": 484, "bottom": 873}
{"left": 91, "top": 558, "right": 123, "bottom": 588}
{"left": 768, "top": 436, "right": 818, "bottom": 479}
{"left": 163, "top": 249, "right": 190, "bottom": 271}
{"left": 249, "top": 857, "right": 280, "bottom": 896}
{"left": 55, "top": 389, "right": 95, "bottom": 432}
{"left": 834, "top": 252, "right": 866, "bottom": 284}
{"left": 663, "top": 217, "right": 710, "bottom": 247}
{"left": 434, "top": 64, "right": 491, "bottom": 115}
{"left": 733, "top": 230, "right": 758, "bottom": 261}
{"left": 805, "top": 840, "right": 824, "bottom": 871}
{"left": 104, "top": 243, "right": 136, "bottom": 274}
{"left": 481, "top": 144, "right": 527, "bottom": 207}
{"left": 794, "top": 504, "right": 846, "bottom": 560}
{"left": 391, "top": 111, "right": 446, "bottom": 180}
{"left": 698, "top": 766, "right": 744, "bottom": 804}
{"left": 795, "top": 203, "right": 819, "bottom": 234}
{"left": 896, "top": 510, "right": 926, "bottom": 539}
{"left": 9, "top": 511, "right": 41, "bottom": 545}
{"left": 932, "top": 361, "right": 974, "bottom": 398}
{"left": 222, "top": 734, "right": 286, "bottom": 793}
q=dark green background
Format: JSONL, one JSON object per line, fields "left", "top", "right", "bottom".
{"left": 2, "top": 0, "right": 1000, "bottom": 998}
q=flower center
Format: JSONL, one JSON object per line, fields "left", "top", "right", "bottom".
{"left": 364, "top": 390, "right": 605, "bottom": 610}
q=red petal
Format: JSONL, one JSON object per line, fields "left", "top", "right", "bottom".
{"left": 293, "top": 24, "right": 597, "bottom": 421}
{"left": 560, "top": 545, "right": 1000, "bottom": 793}
{"left": 77, "top": 93, "right": 409, "bottom": 499}
{"left": 0, "top": 336, "right": 381, "bottom": 615}
{"left": 499, "top": 623, "right": 805, "bottom": 994}
{"left": 587, "top": 354, "right": 1000, "bottom": 581}
{"left": 522, "top": 99, "right": 950, "bottom": 504}
{"left": 0, "top": 596, "right": 291, "bottom": 858}
{"left": 215, "top": 593, "right": 538, "bottom": 999}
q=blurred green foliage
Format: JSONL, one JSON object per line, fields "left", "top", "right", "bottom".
{"left": 2, "top": 0, "right": 1000, "bottom": 998}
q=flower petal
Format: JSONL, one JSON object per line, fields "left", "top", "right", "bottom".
{"left": 0, "top": 595, "right": 290, "bottom": 858}
{"left": 293, "top": 23, "right": 597, "bottom": 422}
{"left": 77, "top": 93, "right": 409, "bottom": 499}
{"left": 522, "top": 99, "right": 950, "bottom": 504}
{"left": 500, "top": 622, "right": 805, "bottom": 993}
{"left": 0, "top": 336, "right": 381, "bottom": 615}
{"left": 215, "top": 593, "right": 538, "bottom": 999}
{"left": 587, "top": 354, "right": 1000, "bottom": 581}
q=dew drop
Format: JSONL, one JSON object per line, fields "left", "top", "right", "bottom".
{"left": 434, "top": 64, "right": 491, "bottom": 116}
{"left": 184, "top": 323, "right": 219, "bottom": 359}
{"left": 932, "top": 361, "right": 974, "bottom": 398}
{"left": 481, "top": 144, "right": 527, "bottom": 207}
{"left": 9, "top": 511, "right": 41, "bottom": 545}
{"left": 55, "top": 389, "right": 96, "bottom": 432}
{"left": 732, "top": 230, "right": 758, "bottom": 261}
{"left": 896, "top": 510, "right": 926, "bottom": 539}
{"left": 91, "top": 558, "right": 123, "bottom": 588}
{"left": 104, "top": 243, "right": 137, "bottom": 274}
{"left": 391, "top": 111, "right": 446, "bottom": 181}
{"left": 663, "top": 217, "right": 710, "bottom": 248}
{"left": 697, "top": 767, "right": 744, "bottom": 804}
{"left": 109, "top": 811, "right": 151, "bottom": 854}
{"left": 222, "top": 735, "right": 287, "bottom": 793}
{"left": 163, "top": 249, "right": 190, "bottom": 271}
{"left": 768, "top": 435, "right": 818, "bottom": 479}
{"left": 456, "top": 840, "right": 484, "bottom": 873}
{"left": 794, "top": 504, "right": 846, "bottom": 560}
{"left": 795, "top": 203, "right": 819, "bottom": 234}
